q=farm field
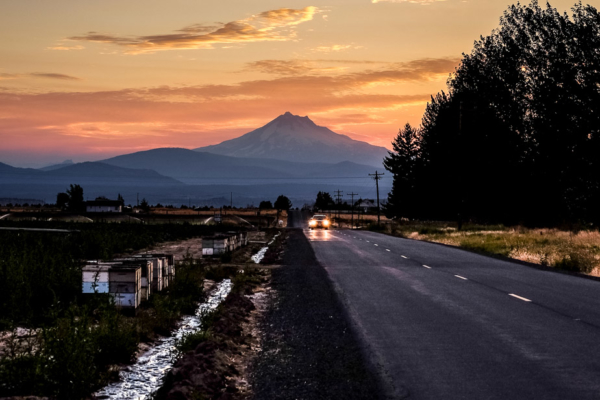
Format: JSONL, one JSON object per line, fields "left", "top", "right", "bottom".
{"left": 0, "top": 220, "right": 270, "bottom": 399}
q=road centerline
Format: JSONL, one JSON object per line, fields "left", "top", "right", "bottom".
{"left": 509, "top": 293, "right": 532, "bottom": 302}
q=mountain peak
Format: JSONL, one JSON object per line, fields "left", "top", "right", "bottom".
{"left": 278, "top": 111, "right": 311, "bottom": 120}
{"left": 194, "top": 112, "right": 388, "bottom": 167}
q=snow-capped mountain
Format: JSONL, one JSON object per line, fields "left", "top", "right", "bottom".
{"left": 195, "top": 112, "right": 388, "bottom": 167}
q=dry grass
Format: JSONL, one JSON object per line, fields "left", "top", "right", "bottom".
{"left": 386, "top": 222, "right": 600, "bottom": 276}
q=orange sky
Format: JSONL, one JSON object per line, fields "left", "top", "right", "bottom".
{"left": 1, "top": 0, "right": 595, "bottom": 167}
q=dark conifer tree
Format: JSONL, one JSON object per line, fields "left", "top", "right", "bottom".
{"left": 383, "top": 123, "right": 421, "bottom": 219}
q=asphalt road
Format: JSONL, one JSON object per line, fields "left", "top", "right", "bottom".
{"left": 290, "top": 211, "right": 600, "bottom": 399}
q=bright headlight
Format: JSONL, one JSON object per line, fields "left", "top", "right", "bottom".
{"left": 309, "top": 220, "right": 316, "bottom": 225}
{"left": 323, "top": 220, "right": 330, "bottom": 226}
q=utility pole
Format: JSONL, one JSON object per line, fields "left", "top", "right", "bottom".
{"left": 348, "top": 192, "right": 358, "bottom": 229}
{"left": 334, "top": 189, "right": 343, "bottom": 226}
{"left": 457, "top": 100, "right": 464, "bottom": 231}
{"left": 369, "top": 171, "right": 384, "bottom": 227}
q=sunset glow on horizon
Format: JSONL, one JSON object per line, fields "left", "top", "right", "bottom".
{"left": 1, "top": 0, "right": 595, "bottom": 167}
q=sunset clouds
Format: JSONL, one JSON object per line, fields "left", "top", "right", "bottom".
{"left": 0, "top": 55, "right": 459, "bottom": 163}
{"left": 0, "top": 72, "right": 80, "bottom": 81}
{"left": 0, "top": 0, "right": 539, "bottom": 166}
{"left": 69, "top": 7, "right": 320, "bottom": 54}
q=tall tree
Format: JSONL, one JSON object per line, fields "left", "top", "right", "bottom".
{"left": 259, "top": 201, "right": 273, "bottom": 210}
{"left": 274, "top": 195, "right": 292, "bottom": 211}
{"left": 66, "top": 184, "right": 84, "bottom": 212}
{"left": 314, "top": 191, "right": 334, "bottom": 211}
{"left": 394, "top": 1, "right": 600, "bottom": 226}
{"left": 383, "top": 123, "right": 422, "bottom": 219}
{"left": 56, "top": 192, "right": 69, "bottom": 210}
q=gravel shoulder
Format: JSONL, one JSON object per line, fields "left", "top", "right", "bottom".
{"left": 249, "top": 228, "right": 385, "bottom": 400}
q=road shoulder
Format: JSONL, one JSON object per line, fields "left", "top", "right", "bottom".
{"left": 249, "top": 228, "right": 386, "bottom": 400}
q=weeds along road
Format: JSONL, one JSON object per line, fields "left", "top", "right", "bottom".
{"left": 289, "top": 211, "right": 600, "bottom": 400}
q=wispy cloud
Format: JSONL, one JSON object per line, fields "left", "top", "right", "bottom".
{"left": 245, "top": 60, "right": 347, "bottom": 75}
{"left": 0, "top": 72, "right": 81, "bottom": 81}
{"left": 313, "top": 44, "right": 354, "bottom": 53}
{"left": 69, "top": 7, "right": 319, "bottom": 54}
{"left": 30, "top": 73, "right": 81, "bottom": 81}
{"left": 245, "top": 56, "right": 459, "bottom": 79}
{"left": 47, "top": 45, "right": 85, "bottom": 51}
{"left": 0, "top": 73, "right": 21, "bottom": 81}
{"left": 372, "top": 0, "right": 446, "bottom": 4}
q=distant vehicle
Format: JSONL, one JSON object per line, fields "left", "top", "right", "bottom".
{"left": 309, "top": 214, "right": 330, "bottom": 230}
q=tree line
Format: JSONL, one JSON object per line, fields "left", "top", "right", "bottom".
{"left": 384, "top": 1, "right": 600, "bottom": 226}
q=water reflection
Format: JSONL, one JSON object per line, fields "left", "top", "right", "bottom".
{"left": 95, "top": 280, "right": 232, "bottom": 400}
{"left": 305, "top": 228, "right": 333, "bottom": 242}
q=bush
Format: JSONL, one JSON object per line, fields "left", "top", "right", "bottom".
{"left": 553, "top": 251, "right": 595, "bottom": 274}
{"left": 174, "top": 330, "right": 212, "bottom": 356}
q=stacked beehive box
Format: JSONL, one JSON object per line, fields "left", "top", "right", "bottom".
{"left": 135, "top": 253, "right": 175, "bottom": 286}
{"left": 201, "top": 231, "right": 250, "bottom": 256}
{"left": 114, "top": 258, "right": 153, "bottom": 301}
{"left": 202, "top": 235, "right": 230, "bottom": 256}
{"left": 239, "top": 232, "right": 248, "bottom": 247}
{"left": 82, "top": 265, "right": 110, "bottom": 293}
{"left": 227, "top": 232, "right": 238, "bottom": 251}
{"left": 82, "top": 262, "right": 142, "bottom": 309}
{"left": 109, "top": 265, "right": 142, "bottom": 309}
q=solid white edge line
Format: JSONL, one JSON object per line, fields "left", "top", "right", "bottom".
{"left": 509, "top": 293, "right": 532, "bottom": 302}
{"left": 454, "top": 275, "right": 468, "bottom": 280}
{"left": 423, "top": 265, "right": 431, "bottom": 269}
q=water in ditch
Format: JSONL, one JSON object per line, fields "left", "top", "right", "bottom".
{"left": 251, "top": 232, "right": 280, "bottom": 264}
{"left": 95, "top": 279, "right": 232, "bottom": 400}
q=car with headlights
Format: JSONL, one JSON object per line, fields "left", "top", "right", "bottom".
{"left": 308, "top": 214, "right": 330, "bottom": 230}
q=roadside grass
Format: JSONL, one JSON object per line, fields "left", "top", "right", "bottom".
{"left": 381, "top": 221, "right": 600, "bottom": 275}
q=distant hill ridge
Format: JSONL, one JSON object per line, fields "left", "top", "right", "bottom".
{"left": 194, "top": 112, "right": 388, "bottom": 167}
{"left": 0, "top": 161, "right": 182, "bottom": 186}
{"left": 101, "top": 148, "right": 378, "bottom": 184}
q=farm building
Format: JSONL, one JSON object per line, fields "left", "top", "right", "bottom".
{"left": 356, "top": 199, "right": 377, "bottom": 213}
{"left": 85, "top": 199, "right": 123, "bottom": 213}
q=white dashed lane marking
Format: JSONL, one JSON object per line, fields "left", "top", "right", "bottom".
{"left": 455, "top": 275, "right": 468, "bottom": 280}
{"left": 423, "top": 265, "right": 431, "bottom": 269}
{"left": 374, "top": 244, "right": 379, "bottom": 246}
{"left": 401, "top": 255, "right": 408, "bottom": 259}
{"left": 386, "top": 249, "right": 391, "bottom": 252}
{"left": 509, "top": 294, "right": 532, "bottom": 302}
